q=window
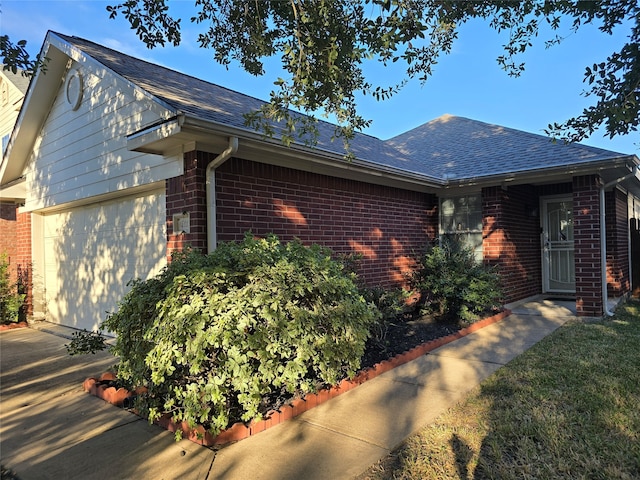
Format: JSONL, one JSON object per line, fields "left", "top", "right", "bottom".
{"left": 439, "top": 194, "right": 483, "bottom": 259}
{"left": 1, "top": 134, "right": 9, "bottom": 155}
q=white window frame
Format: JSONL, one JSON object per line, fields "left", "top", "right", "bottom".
{"left": 1, "top": 134, "right": 9, "bottom": 155}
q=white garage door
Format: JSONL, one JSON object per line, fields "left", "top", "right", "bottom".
{"left": 43, "top": 189, "right": 167, "bottom": 331}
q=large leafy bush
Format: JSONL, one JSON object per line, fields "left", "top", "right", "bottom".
{"left": 411, "top": 239, "right": 502, "bottom": 323}
{"left": 102, "top": 234, "right": 379, "bottom": 436}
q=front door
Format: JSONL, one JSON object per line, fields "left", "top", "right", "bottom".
{"left": 542, "top": 197, "right": 576, "bottom": 293}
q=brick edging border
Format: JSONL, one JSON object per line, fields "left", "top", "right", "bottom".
{"left": 0, "top": 322, "right": 28, "bottom": 331}
{"left": 83, "top": 309, "right": 511, "bottom": 447}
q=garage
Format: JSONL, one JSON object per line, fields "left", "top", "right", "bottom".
{"left": 42, "top": 189, "right": 167, "bottom": 331}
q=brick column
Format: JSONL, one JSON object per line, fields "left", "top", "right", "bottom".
{"left": 0, "top": 202, "right": 18, "bottom": 282}
{"left": 16, "top": 210, "right": 32, "bottom": 320}
{"left": 166, "top": 151, "right": 210, "bottom": 258}
{"left": 605, "top": 189, "right": 630, "bottom": 297}
{"left": 1, "top": 203, "right": 32, "bottom": 320}
{"left": 573, "top": 175, "right": 603, "bottom": 316}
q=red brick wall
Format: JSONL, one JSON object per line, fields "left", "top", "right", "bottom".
{"left": 166, "top": 150, "right": 208, "bottom": 257}
{"left": 573, "top": 175, "right": 603, "bottom": 316}
{"left": 215, "top": 158, "right": 438, "bottom": 287}
{"left": 0, "top": 202, "right": 32, "bottom": 319}
{"left": 16, "top": 210, "right": 32, "bottom": 318}
{"left": 605, "top": 188, "right": 630, "bottom": 297}
{"left": 0, "top": 202, "right": 18, "bottom": 281}
{"left": 482, "top": 185, "right": 542, "bottom": 303}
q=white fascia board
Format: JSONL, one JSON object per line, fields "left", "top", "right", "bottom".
{"left": 0, "top": 34, "right": 68, "bottom": 185}
{"left": 126, "top": 117, "right": 184, "bottom": 153}
{"left": 0, "top": 177, "right": 26, "bottom": 201}
{"left": 443, "top": 155, "right": 638, "bottom": 189}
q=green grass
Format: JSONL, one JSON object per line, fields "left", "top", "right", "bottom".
{"left": 360, "top": 299, "right": 640, "bottom": 480}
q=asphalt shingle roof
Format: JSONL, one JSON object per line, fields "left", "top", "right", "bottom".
{"left": 1, "top": 66, "right": 30, "bottom": 95}
{"left": 57, "top": 33, "right": 630, "bottom": 183}
{"left": 386, "top": 114, "right": 629, "bottom": 180}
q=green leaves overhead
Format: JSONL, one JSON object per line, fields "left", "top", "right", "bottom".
{"left": 0, "top": 36, "right": 47, "bottom": 77}
{"left": 102, "top": 0, "right": 640, "bottom": 146}
{"left": 2, "top": 1, "right": 638, "bottom": 146}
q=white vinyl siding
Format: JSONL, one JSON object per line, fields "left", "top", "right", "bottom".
{"left": 42, "top": 189, "right": 167, "bottom": 331}
{"left": 22, "top": 60, "right": 181, "bottom": 211}
{"left": 0, "top": 75, "right": 25, "bottom": 150}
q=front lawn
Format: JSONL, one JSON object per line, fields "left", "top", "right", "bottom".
{"left": 360, "top": 299, "right": 640, "bottom": 479}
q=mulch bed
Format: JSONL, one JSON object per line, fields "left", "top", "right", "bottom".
{"left": 360, "top": 311, "right": 463, "bottom": 371}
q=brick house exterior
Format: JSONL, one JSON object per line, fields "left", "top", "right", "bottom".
{"left": 1, "top": 32, "right": 639, "bottom": 330}
{"left": 482, "top": 184, "right": 543, "bottom": 304}
{"left": 214, "top": 158, "right": 438, "bottom": 287}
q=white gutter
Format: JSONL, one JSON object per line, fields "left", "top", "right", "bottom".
{"left": 600, "top": 164, "right": 639, "bottom": 316}
{"left": 179, "top": 116, "right": 444, "bottom": 187}
{"left": 206, "top": 137, "right": 238, "bottom": 253}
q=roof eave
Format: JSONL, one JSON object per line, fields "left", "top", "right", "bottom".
{"left": 126, "top": 114, "right": 445, "bottom": 191}
{"left": 442, "top": 154, "right": 639, "bottom": 190}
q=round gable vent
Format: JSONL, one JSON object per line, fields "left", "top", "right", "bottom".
{"left": 65, "top": 67, "right": 83, "bottom": 111}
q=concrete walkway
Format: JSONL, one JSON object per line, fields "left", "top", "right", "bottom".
{"left": 0, "top": 298, "right": 576, "bottom": 479}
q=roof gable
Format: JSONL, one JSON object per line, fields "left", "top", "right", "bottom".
{"left": 385, "top": 114, "right": 630, "bottom": 181}
{"left": 1, "top": 32, "right": 179, "bottom": 187}
{"left": 57, "top": 33, "right": 443, "bottom": 182}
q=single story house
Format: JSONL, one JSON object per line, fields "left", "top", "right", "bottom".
{"left": 1, "top": 31, "right": 639, "bottom": 331}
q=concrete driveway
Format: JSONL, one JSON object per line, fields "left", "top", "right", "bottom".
{"left": 0, "top": 327, "right": 215, "bottom": 479}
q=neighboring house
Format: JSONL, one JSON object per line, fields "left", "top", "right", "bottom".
{"left": 1, "top": 31, "right": 639, "bottom": 331}
{"left": 0, "top": 67, "right": 30, "bottom": 308}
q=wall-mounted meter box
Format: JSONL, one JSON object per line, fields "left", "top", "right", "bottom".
{"left": 173, "top": 212, "right": 190, "bottom": 234}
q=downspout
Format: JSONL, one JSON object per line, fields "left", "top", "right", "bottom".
{"left": 600, "top": 164, "right": 639, "bottom": 316}
{"left": 206, "top": 137, "right": 239, "bottom": 253}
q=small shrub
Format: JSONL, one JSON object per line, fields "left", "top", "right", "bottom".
{"left": 362, "top": 286, "right": 408, "bottom": 322}
{"left": 362, "top": 285, "right": 409, "bottom": 346}
{"left": 411, "top": 239, "right": 502, "bottom": 323}
{"left": 66, "top": 329, "right": 108, "bottom": 355}
{"left": 0, "top": 254, "right": 25, "bottom": 324}
{"left": 102, "top": 234, "right": 379, "bottom": 437}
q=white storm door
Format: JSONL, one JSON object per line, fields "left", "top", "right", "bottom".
{"left": 542, "top": 197, "right": 576, "bottom": 293}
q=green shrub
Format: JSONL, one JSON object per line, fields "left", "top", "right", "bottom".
{"left": 411, "top": 239, "right": 502, "bottom": 323}
{"left": 0, "top": 254, "right": 25, "bottom": 324}
{"left": 102, "top": 234, "right": 379, "bottom": 437}
{"left": 66, "top": 329, "right": 108, "bottom": 355}
{"left": 361, "top": 285, "right": 409, "bottom": 346}
{"left": 361, "top": 286, "right": 408, "bottom": 322}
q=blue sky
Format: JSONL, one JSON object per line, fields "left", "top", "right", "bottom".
{"left": 2, "top": 0, "right": 638, "bottom": 153}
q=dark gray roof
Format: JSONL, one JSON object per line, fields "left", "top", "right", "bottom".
{"left": 57, "top": 33, "right": 631, "bottom": 183}
{"left": 1, "top": 66, "right": 30, "bottom": 94}
{"left": 385, "top": 114, "right": 629, "bottom": 180}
